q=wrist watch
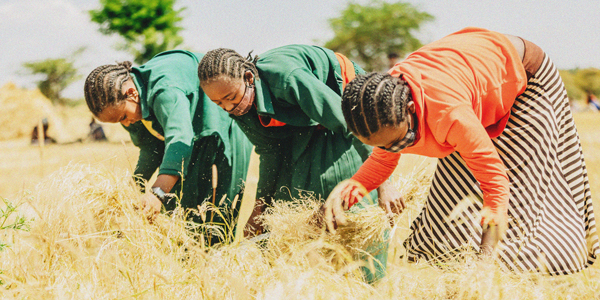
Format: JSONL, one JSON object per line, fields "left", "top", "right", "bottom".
{"left": 151, "top": 186, "right": 168, "bottom": 202}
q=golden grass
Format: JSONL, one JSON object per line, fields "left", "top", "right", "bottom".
{"left": 0, "top": 141, "right": 139, "bottom": 199}
{"left": 0, "top": 112, "right": 598, "bottom": 299}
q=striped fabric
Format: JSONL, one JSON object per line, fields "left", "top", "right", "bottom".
{"left": 404, "top": 54, "right": 600, "bottom": 275}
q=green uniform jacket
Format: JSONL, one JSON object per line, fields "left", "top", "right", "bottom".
{"left": 233, "top": 46, "right": 387, "bottom": 282}
{"left": 124, "top": 50, "right": 253, "bottom": 215}
{"left": 232, "top": 45, "right": 375, "bottom": 202}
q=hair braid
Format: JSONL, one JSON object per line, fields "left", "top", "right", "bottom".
{"left": 342, "top": 72, "right": 412, "bottom": 138}
{"left": 198, "top": 48, "right": 259, "bottom": 87}
{"left": 84, "top": 61, "right": 133, "bottom": 116}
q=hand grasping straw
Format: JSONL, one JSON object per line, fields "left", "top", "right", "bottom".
{"left": 322, "top": 179, "right": 369, "bottom": 234}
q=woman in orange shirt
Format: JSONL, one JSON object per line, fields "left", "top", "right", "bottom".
{"left": 328, "top": 27, "right": 599, "bottom": 275}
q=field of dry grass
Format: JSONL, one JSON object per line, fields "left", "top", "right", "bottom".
{"left": 0, "top": 112, "right": 598, "bottom": 299}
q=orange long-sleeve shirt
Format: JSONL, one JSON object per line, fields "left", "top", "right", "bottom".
{"left": 352, "top": 27, "right": 527, "bottom": 216}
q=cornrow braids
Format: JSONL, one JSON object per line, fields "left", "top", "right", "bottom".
{"left": 84, "top": 61, "right": 133, "bottom": 116}
{"left": 341, "top": 72, "right": 412, "bottom": 138}
{"left": 198, "top": 48, "right": 259, "bottom": 87}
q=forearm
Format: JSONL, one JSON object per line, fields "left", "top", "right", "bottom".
{"left": 351, "top": 147, "right": 400, "bottom": 191}
{"left": 152, "top": 174, "right": 180, "bottom": 193}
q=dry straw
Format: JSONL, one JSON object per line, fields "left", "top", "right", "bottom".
{"left": 0, "top": 163, "right": 598, "bottom": 299}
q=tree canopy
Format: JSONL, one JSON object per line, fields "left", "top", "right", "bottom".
{"left": 560, "top": 68, "right": 600, "bottom": 101}
{"left": 22, "top": 48, "right": 84, "bottom": 104}
{"left": 324, "top": 0, "right": 433, "bottom": 71}
{"left": 90, "top": 0, "right": 185, "bottom": 64}
{"left": 574, "top": 68, "right": 600, "bottom": 97}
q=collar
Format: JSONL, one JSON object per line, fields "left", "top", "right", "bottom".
{"left": 131, "top": 72, "right": 151, "bottom": 119}
{"left": 253, "top": 77, "right": 276, "bottom": 116}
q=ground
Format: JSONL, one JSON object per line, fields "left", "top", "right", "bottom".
{"left": 0, "top": 111, "right": 599, "bottom": 299}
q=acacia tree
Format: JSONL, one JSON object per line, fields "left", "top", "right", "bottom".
{"left": 90, "top": 0, "right": 185, "bottom": 64}
{"left": 22, "top": 48, "right": 84, "bottom": 104}
{"left": 324, "top": 0, "right": 433, "bottom": 71}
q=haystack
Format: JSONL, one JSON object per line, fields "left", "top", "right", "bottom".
{"left": 0, "top": 82, "right": 66, "bottom": 141}
{"left": 0, "top": 82, "right": 131, "bottom": 143}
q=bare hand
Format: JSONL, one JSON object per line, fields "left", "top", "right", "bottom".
{"left": 479, "top": 207, "right": 508, "bottom": 255}
{"left": 139, "top": 193, "right": 162, "bottom": 220}
{"left": 244, "top": 198, "right": 265, "bottom": 237}
{"left": 377, "top": 180, "right": 405, "bottom": 216}
{"left": 321, "top": 180, "right": 368, "bottom": 233}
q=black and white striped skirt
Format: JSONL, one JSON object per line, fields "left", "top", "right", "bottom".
{"left": 404, "top": 54, "right": 600, "bottom": 275}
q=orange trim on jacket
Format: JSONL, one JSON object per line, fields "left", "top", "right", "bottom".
{"left": 258, "top": 114, "right": 287, "bottom": 127}
{"left": 351, "top": 27, "right": 527, "bottom": 216}
{"left": 335, "top": 52, "right": 356, "bottom": 89}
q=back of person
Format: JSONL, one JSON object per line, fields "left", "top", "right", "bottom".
{"left": 393, "top": 27, "right": 527, "bottom": 137}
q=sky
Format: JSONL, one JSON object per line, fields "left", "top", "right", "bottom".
{"left": 1, "top": 0, "right": 599, "bottom": 99}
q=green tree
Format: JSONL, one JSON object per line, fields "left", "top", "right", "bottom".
{"left": 22, "top": 48, "right": 84, "bottom": 104}
{"left": 324, "top": 0, "right": 433, "bottom": 71}
{"left": 90, "top": 0, "right": 185, "bottom": 64}
{"left": 559, "top": 70, "right": 584, "bottom": 101}
{"left": 560, "top": 68, "right": 600, "bottom": 102}
{"left": 574, "top": 68, "right": 600, "bottom": 98}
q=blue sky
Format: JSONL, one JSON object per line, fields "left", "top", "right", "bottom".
{"left": 1, "top": 0, "right": 599, "bottom": 98}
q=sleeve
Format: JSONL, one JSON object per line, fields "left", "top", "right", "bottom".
{"left": 443, "top": 105, "right": 510, "bottom": 216}
{"left": 122, "top": 122, "right": 164, "bottom": 187}
{"left": 351, "top": 147, "right": 401, "bottom": 192}
{"left": 151, "top": 89, "right": 195, "bottom": 177}
{"left": 281, "top": 68, "right": 349, "bottom": 134}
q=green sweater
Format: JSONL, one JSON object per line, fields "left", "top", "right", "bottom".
{"left": 125, "top": 50, "right": 252, "bottom": 210}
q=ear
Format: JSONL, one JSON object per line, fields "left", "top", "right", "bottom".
{"left": 244, "top": 70, "right": 255, "bottom": 85}
{"left": 407, "top": 101, "right": 415, "bottom": 114}
{"left": 126, "top": 88, "right": 139, "bottom": 103}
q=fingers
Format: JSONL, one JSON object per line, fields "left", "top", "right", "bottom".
{"left": 349, "top": 188, "right": 362, "bottom": 208}
{"left": 384, "top": 201, "right": 393, "bottom": 215}
{"left": 340, "top": 184, "right": 358, "bottom": 210}
{"left": 324, "top": 201, "right": 336, "bottom": 234}
{"left": 332, "top": 198, "right": 347, "bottom": 227}
{"left": 379, "top": 196, "right": 405, "bottom": 216}
{"left": 392, "top": 196, "right": 406, "bottom": 214}
{"left": 479, "top": 207, "right": 509, "bottom": 256}
{"left": 140, "top": 194, "right": 161, "bottom": 222}
{"left": 480, "top": 223, "right": 499, "bottom": 256}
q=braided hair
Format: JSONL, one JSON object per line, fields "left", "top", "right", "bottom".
{"left": 341, "top": 72, "right": 412, "bottom": 138}
{"left": 198, "top": 48, "right": 259, "bottom": 87}
{"left": 84, "top": 61, "right": 133, "bottom": 116}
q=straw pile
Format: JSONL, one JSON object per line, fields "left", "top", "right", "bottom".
{"left": 0, "top": 82, "right": 63, "bottom": 141}
{"left": 0, "top": 164, "right": 598, "bottom": 299}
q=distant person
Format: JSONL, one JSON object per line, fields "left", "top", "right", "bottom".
{"left": 588, "top": 94, "right": 600, "bottom": 111}
{"left": 84, "top": 50, "right": 253, "bottom": 242}
{"left": 31, "top": 118, "right": 56, "bottom": 145}
{"left": 387, "top": 52, "right": 400, "bottom": 70}
{"left": 327, "top": 27, "right": 599, "bottom": 275}
{"left": 88, "top": 117, "right": 107, "bottom": 141}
